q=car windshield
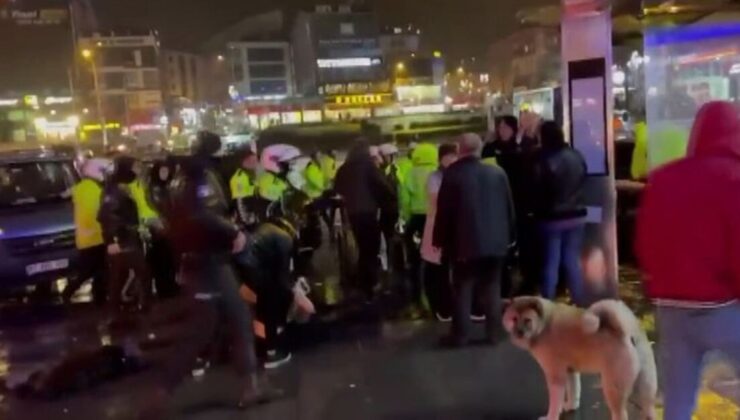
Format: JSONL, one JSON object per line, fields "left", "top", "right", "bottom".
{"left": 0, "top": 161, "right": 75, "bottom": 208}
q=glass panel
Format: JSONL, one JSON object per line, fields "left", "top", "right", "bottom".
{"left": 644, "top": 22, "right": 740, "bottom": 170}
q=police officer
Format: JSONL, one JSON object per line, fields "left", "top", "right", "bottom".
{"left": 257, "top": 163, "right": 288, "bottom": 217}
{"left": 98, "top": 156, "right": 153, "bottom": 312}
{"left": 400, "top": 143, "right": 438, "bottom": 312}
{"left": 319, "top": 149, "right": 337, "bottom": 188}
{"left": 147, "top": 131, "right": 279, "bottom": 415}
{"left": 63, "top": 158, "right": 110, "bottom": 305}
{"left": 230, "top": 148, "right": 260, "bottom": 228}
{"left": 303, "top": 152, "right": 326, "bottom": 201}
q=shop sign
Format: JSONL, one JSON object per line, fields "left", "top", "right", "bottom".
{"left": 332, "top": 94, "right": 390, "bottom": 106}
{"left": 2, "top": 8, "right": 68, "bottom": 25}
{"left": 82, "top": 122, "right": 121, "bottom": 131}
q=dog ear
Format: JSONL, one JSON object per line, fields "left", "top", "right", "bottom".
{"left": 518, "top": 297, "right": 546, "bottom": 320}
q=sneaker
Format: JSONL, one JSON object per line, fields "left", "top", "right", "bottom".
{"left": 470, "top": 314, "right": 486, "bottom": 322}
{"left": 264, "top": 350, "right": 292, "bottom": 370}
{"left": 435, "top": 313, "right": 452, "bottom": 323}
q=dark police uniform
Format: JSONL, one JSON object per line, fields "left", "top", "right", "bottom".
{"left": 163, "top": 154, "right": 259, "bottom": 389}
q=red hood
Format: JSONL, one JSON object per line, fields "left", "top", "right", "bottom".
{"left": 687, "top": 101, "right": 740, "bottom": 159}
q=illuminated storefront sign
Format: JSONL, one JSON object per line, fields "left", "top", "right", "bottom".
{"left": 317, "top": 57, "right": 381, "bottom": 68}
{"left": 43, "top": 96, "right": 73, "bottom": 105}
{"left": 331, "top": 94, "right": 391, "bottom": 106}
{"left": 82, "top": 122, "right": 121, "bottom": 131}
{"left": 3, "top": 8, "right": 68, "bottom": 26}
{"left": 0, "top": 99, "right": 19, "bottom": 107}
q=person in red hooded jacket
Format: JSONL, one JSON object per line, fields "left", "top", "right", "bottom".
{"left": 636, "top": 101, "right": 740, "bottom": 420}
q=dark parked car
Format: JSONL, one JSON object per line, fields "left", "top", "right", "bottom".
{"left": 0, "top": 148, "right": 78, "bottom": 293}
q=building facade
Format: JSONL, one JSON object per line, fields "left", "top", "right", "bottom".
{"left": 161, "top": 50, "right": 203, "bottom": 106}
{"left": 78, "top": 31, "right": 164, "bottom": 139}
{"left": 488, "top": 26, "right": 561, "bottom": 96}
{"left": 227, "top": 41, "right": 295, "bottom": 100}
{"left": 379, "top": 25, "right": 421, "bottom": 65}
{"left": 292, "top": 4, "right": 391, "bottom": 120}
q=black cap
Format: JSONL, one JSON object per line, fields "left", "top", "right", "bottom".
{"left": 194, "top": 131, "right": 222, "bottom": 157}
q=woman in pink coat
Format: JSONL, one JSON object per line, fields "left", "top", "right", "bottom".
{"left": 421, "top": 143, "right": 459, "bottom": 321}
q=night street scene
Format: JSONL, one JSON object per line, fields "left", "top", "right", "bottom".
{"left": 2, "top": 0, "right": 740, "bottom": 419}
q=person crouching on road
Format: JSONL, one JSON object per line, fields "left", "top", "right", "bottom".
{"left": 64, "top": 158, "right": 110, "bottom": 305}
{"left": 233, "top": 222, "right": 315, "bottom": 370}
{"left": 98, "top": 156, "right": 153, "bottom": 313}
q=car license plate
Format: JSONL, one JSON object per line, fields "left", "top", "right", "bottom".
{"left": 26, "top": 259, "right": 69, "bottom": 276}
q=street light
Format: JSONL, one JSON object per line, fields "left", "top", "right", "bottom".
{"left": 81, "top": 48, "right": 108, "bottom": 148}
{"left": 396, "top": 61, "right": 406, "bottom": 72}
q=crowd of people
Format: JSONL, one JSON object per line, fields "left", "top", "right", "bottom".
{"left": 334, "top": 113, "right": 591, "bottom": 347}
{"left": 62, "top": 101, "right": 740, "bottom": 420}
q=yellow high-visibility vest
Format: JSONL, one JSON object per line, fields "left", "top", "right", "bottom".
{"left": 230, "top": 169, "right": 256, "bottom": 199}
{"left": 73, "top": 179, "right": 104, "bottom": 249}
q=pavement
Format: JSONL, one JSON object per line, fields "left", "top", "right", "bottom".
{"left": 0, "top": 258, "right": 737, "bottom": 420}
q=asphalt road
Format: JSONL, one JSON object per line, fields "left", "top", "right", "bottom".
{"left": 0, "top": 250, "right": 737, "bottom": 419}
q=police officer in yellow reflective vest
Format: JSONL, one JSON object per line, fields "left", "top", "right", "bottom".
{"left": 400, "top": 143, "right": 438, "bottom": 309}
{"left": 303, "top": 153, "right": 326, "bottom": 201}
{"left": 319, "top": 150, "right": 337, "bottom": 188}
{"left": 230, "top": 149, "right": 260, "bottom": 228}
{"left": 257, "top": 169, "right": 289, "bottom": 218}
{"left": 127, "top": 159, "right": 159, "bottom": 224}
{"left": 63, "top": 158, "right": 110, "bottom": 305}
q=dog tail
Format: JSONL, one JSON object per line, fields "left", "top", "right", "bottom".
{"left": 586, "top": 300, "right": 639, "bottom": 339}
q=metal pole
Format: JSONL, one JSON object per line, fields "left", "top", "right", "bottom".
{"left": 90, "top": 58, "right": 107, "bottom": 149}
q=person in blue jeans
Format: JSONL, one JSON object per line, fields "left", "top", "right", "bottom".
{"left": 533, "top": 121, "right": 588, "bottom": 306}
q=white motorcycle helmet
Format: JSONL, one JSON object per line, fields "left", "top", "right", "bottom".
{"left": 261, "top": 144, "right": 305, "bottom": 190}
{"left": 379, "top": 143, "right": 399, "bottom": 157}
{"left": 261, "top": 144, "right": 302, "bottom": 174}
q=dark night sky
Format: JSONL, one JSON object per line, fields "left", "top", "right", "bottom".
{"left": 94, "top": 0, "right": 557, "bottom": 63}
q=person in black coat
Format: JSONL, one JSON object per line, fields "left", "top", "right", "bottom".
{"left": 433, "top": 133, "right": 516, "bottom": 347}
{"left": 98, "top": 156, "right": 152, "bottom": 312}
{"left": 482, "top": 115, "right": 541, "bottom": 296}
{"left": 335, "top": 140, "right": 396, "bottom": 300}
{"left": 142, "top": 132, "right": 280, "bottom": 418}
{"left": 145, "top": 158, "right": 180, "bottom": 299}
{"left": 533, "top": 121, "right": 588, "bottom": 306}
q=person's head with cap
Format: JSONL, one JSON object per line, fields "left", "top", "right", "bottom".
{"left": 111, "top": 155, "right": 137, "bottom": 185}
{"left": 539, "top": 120, "right": 567, "bottom": 153}
{"left": 193, "top": 131, "right": 222, "bottom": 158}
{"left": 438, "top": 142, "right": 459, "bottom": 170}
{"left": 457, "top": 132, "right": 484, "bottom": 158}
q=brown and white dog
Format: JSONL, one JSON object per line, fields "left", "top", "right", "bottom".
{"left": 503, "top": 297, "right": 657, "bottom": 420}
